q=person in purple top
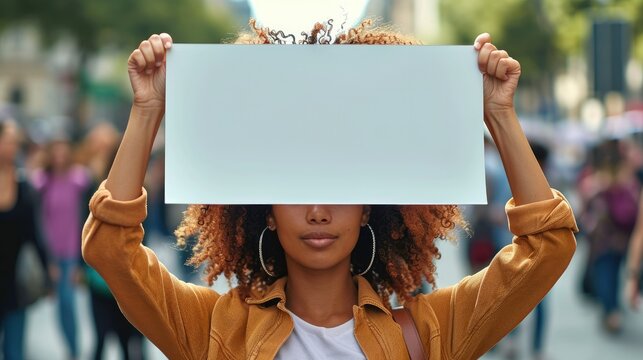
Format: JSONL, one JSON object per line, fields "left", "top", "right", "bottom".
{"left": 31, "top": 137, "right": 91, "bottom": 360}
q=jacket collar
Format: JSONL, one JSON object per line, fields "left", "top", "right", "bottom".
{"left": 245, "top": 275, "right": 391, "bottom": 315}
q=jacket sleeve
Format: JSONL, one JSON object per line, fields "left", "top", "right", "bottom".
{"left": 423, "top": 188, "right": 578, "bottom": 359}
{"left": 82, "top": 182, "right": 220, "bottom": 360}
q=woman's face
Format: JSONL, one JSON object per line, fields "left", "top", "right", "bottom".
{"left": 50, "top": 141, "right": 72, "bottom": 171}
{"left": 268, "top": 205, "right": 370, "bottom": 273}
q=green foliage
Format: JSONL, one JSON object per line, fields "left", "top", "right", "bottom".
{"left": 546, "top": 0, "right": 643, "bottom": 61}
{"left": 440, "top": 0, "right": 643, "bottom": 79}
{"left": 543, "top": 0, "right": 592, "bottom": 55}
{"left": 439, "top": 0, "right": 558, "bottom": 83}
{"left": 612, "top": 0, "right": 643, "bottom": 60}
{"left": 0, "top": 0, "right": 236, "bottom": 52}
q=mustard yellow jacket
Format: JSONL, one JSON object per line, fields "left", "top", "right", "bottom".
{"left": 82, "top": 184, "right": 577, "bottom": 360}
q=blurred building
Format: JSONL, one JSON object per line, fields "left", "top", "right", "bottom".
{"left": 0, "top": 29, "right": 166, "bottom": 136}
{"left": 0, "top": 25, "right": 77, "bottom": 121}
{"left": 366, "top": 0, "right": 440, "bottom": 39}
{"left": 589, "top": 18, "right": 630, "bottom": 100}
{"left": 0, "top": 23, "right": 94, "bottom": 139}
{"left": 0, "top": 0, "right": 440, "bottom": 127}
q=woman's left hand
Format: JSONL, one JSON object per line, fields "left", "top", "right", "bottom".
{"left": 474, "top": 33, "right": 521, "bottom": 118}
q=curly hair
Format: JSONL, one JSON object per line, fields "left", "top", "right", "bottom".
{"left": 175, "top": 19, "right": 466, "bottom": 307}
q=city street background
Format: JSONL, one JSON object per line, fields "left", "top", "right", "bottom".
{"left": 3, "top": 0, "right": 643, "bottom": 359}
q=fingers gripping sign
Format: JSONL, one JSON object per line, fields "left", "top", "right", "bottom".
{"left": 474, "top": 33, "right": 521, "bottom": 117}
{"left": 127, "top": 33, "right": 174, "bottom": 111}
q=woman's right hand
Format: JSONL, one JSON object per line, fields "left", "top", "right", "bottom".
{"left": 127, "top": 33, "right": 173, "bottom": 111}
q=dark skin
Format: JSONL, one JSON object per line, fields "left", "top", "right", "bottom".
{"left": 106, "top": 32, "right": 552, "bottom": 328}
{"left": 267, "top": 205, "right": 370, "bottom": 326}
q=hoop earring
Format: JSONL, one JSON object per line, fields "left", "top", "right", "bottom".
{"left": 356, "top": 223, "right": 376, "bottom": 276}
{"left": 259, "top": 226, "right": 277, "bottom": 277}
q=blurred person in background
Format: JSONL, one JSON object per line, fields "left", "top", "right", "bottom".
{"left": 580, "top": 138, "right": 641, "bottom": 333}
{"left": 577, "top": 144, "right": 604, "bottom": 302}
{"left": 624, "top": 135, "right": 643, "bottom": 312}
{"left": 144, "top": 151, "right": 195, "bottom": 281}
{"left": 84, "top": 263, "right": 147, "bottom": 360}
{"left": 625, "top": 184, "right": 643, "bottom": 312}
{"left": 467, "top": 136, "right": 515, "bottom": 358}
{"left": 79, "top": 123, "right": 147, "bottom": 360}
{"left": 527, "top": 141, "right": 552, "bottom": 360}
{"left": 470, "top": 139, "right": 552, "bottom": 359}
{"left": 466, "top": 136, "right": 511, "bottom": 275}
{"left": 0, "top": 119, "right": 51, "bottom": 360}
{"left": 77, "top": 122, "right": 120, "bottom": 186}
{"left": 31, "top": 136, "right": 91, "bottom": 360}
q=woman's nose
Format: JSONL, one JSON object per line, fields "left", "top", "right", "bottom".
{"left": 306, "top": 205, "right": 332, "bottom": 224}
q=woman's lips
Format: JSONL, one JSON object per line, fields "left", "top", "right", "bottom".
{"left": 300, "top": 232, "right": 338, "bottom": 249}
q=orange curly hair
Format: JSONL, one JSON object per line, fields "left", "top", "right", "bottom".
{"left": 175, "top": 19, "right": 466, "bottom": 307}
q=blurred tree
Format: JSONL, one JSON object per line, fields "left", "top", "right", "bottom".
{"left": 543, "top": 0, "right": 592, "bottom": 56}
{"left": 545, "top": 0, "right": 643, "bottom": 60}
{"left": 440, "top": 0, "right": 643, "bottom": 77}
{"left": 439, "top": 0, "right": 559, "bottom": 85}
{"left": 611, "top": 0, "right": 643, "bottom": 60}
{"left": 438, "top": 0, "right": 643, "bottom": 119}
{"left": 0, "top": 0, "right": 236, "bottom": 51}
{"left": 0, "top": 0, "right": 236, "bottom": 132}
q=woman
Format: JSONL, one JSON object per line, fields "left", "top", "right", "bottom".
{"left": 0, "top": 119, "right": 50, "bottom": 360}
{"left": 32, "top": 136, "right": 91, "bottom": 359}
{"left": 82, "top": 21, "right": 578, "bottom": 359}
{"left": 77, "top": 123, "right": 147, "bottom": 360}
{"left": 581, "top": 138, "right": 639, "bottom": 333}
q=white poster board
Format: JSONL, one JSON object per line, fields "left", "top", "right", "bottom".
{"left": 165, "top": 44, "right": 486, "bottom": 204}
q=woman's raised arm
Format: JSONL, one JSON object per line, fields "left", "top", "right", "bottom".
{"left": 83, "top": 34, "right": 221, "bottom": 359}
{"left": 474, "top": 33, "right": 553, "bottom": 205}
{"left": 106, "top": 33, "right": 172, "bottom": 200}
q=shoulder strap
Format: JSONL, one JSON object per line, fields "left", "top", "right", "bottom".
{"left": 392, "top": 307, "right": 427, "bottom": 360}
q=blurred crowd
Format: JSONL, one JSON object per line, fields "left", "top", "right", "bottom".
{"left": 464, "top": 102, "right": 643, "bottom": 359}
{"left": 0, "top": 0, "right": 643, "bottom": 360}
{"left": 2, "top": 0, "right": 643, "bottom": 359}
{"left": 0, "top": 114, "right": 152, "bottom": 360}
{"left": 2, "top": 99, "right": 643, "bottom": 359}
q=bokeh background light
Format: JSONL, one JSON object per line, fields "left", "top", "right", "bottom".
{"left": 248, "top": 0, "right": 371, "bottom": 36}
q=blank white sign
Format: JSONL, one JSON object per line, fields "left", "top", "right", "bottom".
{"left": 165, "top": 44, "right": 486, "bottom": 204}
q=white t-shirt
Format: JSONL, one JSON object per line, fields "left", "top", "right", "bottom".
{"left": 275, "top": 311, "right": 366, "bottom": 359}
